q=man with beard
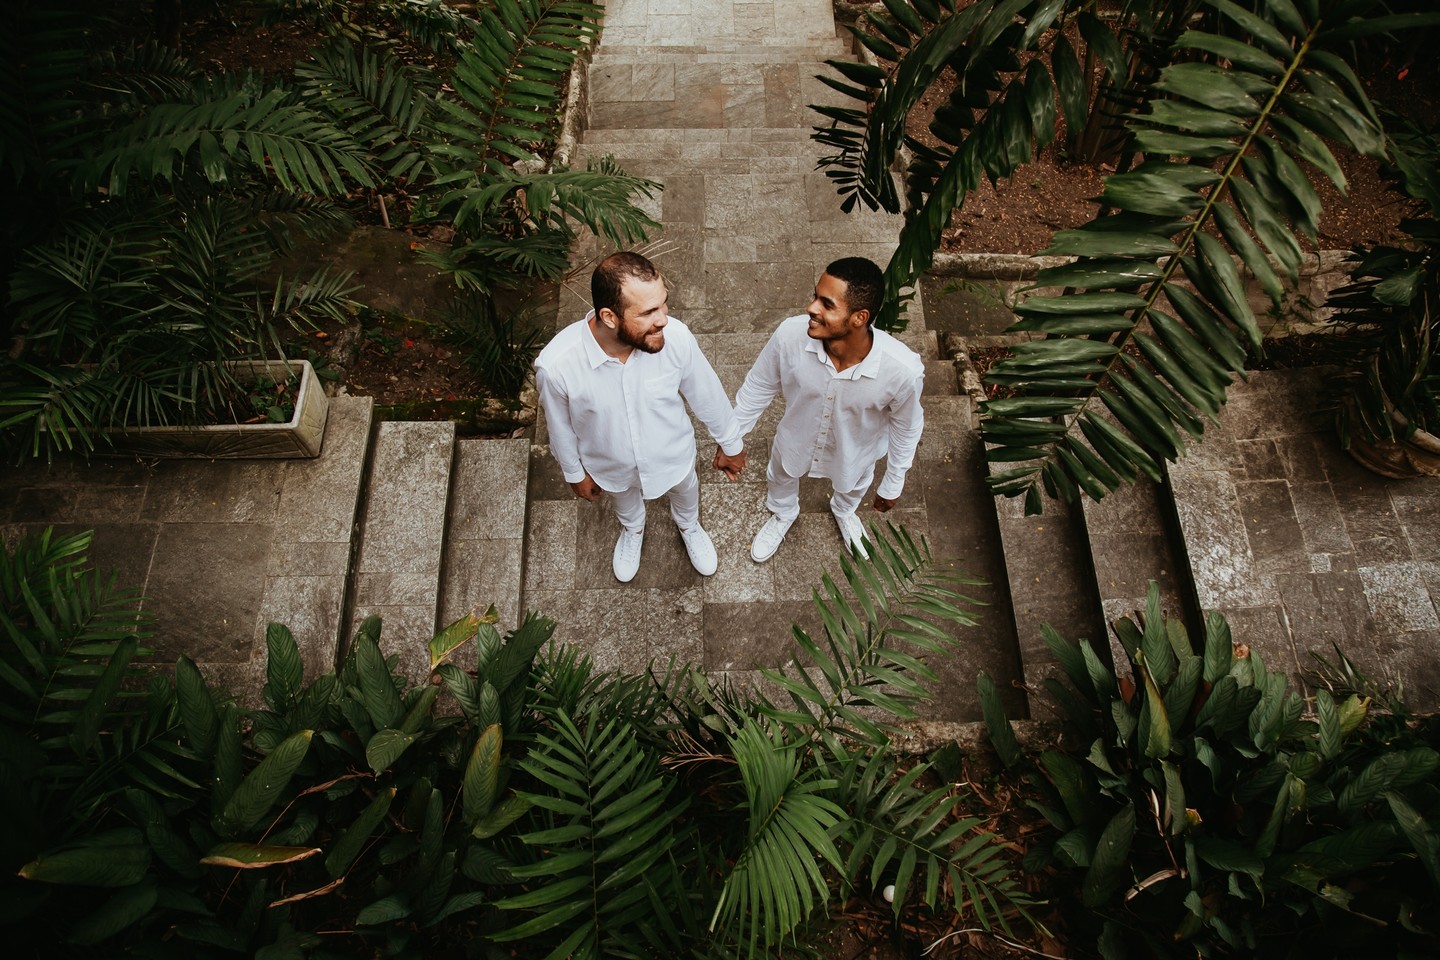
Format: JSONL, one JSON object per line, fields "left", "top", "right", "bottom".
{"left": 729, "top": 257, "right": 925, "bottom": 562}
{"left": 535, "top": 251, "right": 747, "bottom": 582}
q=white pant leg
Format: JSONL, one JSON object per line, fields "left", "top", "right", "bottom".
{"left": 609, "top": 482, "right": 647, "bottom": 534}
{"left": 828, "top": 469, "right": 875, "bottom": 519}
{"left": 666, "top": 467, "right": 702, "bottom": 531}
{"left": 764, "top": 451, "right": 802, "bottom": 523}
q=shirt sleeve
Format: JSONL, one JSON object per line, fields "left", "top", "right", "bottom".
{"left": 874, "top": 372, "right": 925, "bottom": 501}
{"left": 732, "top": 326, "right": 785, "bottom": 438}
{"left": 535, "top": 364, "right": 587, "bottom": 485}
{"left": 677, "top": 328, "right": 744, "bottom": 456}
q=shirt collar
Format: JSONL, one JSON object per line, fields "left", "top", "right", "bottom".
{"left": 581, "top": 311, "right": 619, "bottom": 368}
{"left": 805, "top": 329, "right": 880, "bottom": 379}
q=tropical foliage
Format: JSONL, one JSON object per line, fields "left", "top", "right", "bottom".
{"left": 1326, "top": 116, "right": 1440, "bottom": 474}
{"left": 980, "top": 582, "right": 1440, "bottom": 957}
{"left": 811, "top": 0, "right": 1440, "bottom": 513}
{"left": 1, "top": 0, "right": 657, "bottom": 460}
{"left": 3, "top": 522, "right": 1036, "bottom": 957}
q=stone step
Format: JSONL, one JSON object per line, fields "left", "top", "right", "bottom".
{"left": 593, "top": 43, "right": 850, "bottom": 63}
{"left": 438, "top": 438, "right": 532, "bottom": 651}
{"left": 1079, "top": 473, "right": 1201, "bottom": 668}
{"left": 987, "top": 461, "right": 1109, "bottom": 720}
{"left": 349, "top": 420, "right": 456, "bottom": 683}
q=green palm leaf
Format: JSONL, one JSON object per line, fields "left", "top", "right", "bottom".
{"left": 710, "top": 720, "right": 845, "bottom": 954}
{"left": 757, "top": 522, "right": 983, "bottom": 746}
{"left": 981, "top": 1, "right": 1440, "bottom": 514}
{"left": 492, "top": 707, "right": 687, "bottom": 958}
{"left": 435, "top": 0, "right": 601, "bottom": 176}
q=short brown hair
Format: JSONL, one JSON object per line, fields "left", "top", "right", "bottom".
{"left": 825, "top": 257, "right": 884, "bottom": 323}
{"left": 592, "top": 251, "right": 660, "bottom": 318}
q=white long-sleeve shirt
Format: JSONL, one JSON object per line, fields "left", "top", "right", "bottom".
{"left": 734, "top": 316, "right": 925, "bottom": 499}
{"left": 534, "top": 313, "right": 743, "bottom": 499}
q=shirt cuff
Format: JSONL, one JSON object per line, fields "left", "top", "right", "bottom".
{"left": 560, "top": 464, "right": 586, "bottom": 485}
{"left": 875, "top": 470, "right": 907, "bottom": 501}
{"left": 719, "top": 439, "right": 744, "bottom": 457}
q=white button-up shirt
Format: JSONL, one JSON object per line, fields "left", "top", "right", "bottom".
{"left": 734, "top": 316, "right": 925, "bottom": 499}
{"left": 534, "top": 313, "right": 743, "bottom": 499}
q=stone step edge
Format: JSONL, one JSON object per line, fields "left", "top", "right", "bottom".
{"left": 345, "top": 420, "right": 457, "bottom": 684}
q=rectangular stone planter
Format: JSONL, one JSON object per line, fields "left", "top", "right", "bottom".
{"left": 104, "top": 360, "right": 330, "bottom": 459}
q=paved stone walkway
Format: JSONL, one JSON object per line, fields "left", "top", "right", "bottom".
{"left": 523, "top": 0, "right": 1025, "bottom": 722}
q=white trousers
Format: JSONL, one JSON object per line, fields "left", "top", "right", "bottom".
{"left": 765, "top": 452, "right": 872, "bottom": 523}
{"left": 609, "top": 467, "right": 701, "bottom": 535}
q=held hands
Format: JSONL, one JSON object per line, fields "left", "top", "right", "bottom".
{"left": 871, "top": 494, "right": 898, "bottom": 513}
{"left": 713, "top": 447, "right": 747, "bottom": 481}
{"left": 570, "top": 474, "right": 602, "bottom": 502}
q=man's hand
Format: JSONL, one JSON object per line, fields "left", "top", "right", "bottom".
{"left": 871, "top": 494, "right": 898, "bottom": 513}
{"left": 713, "top": 447, "right": 747, "bottom": 481}
{"left": 570, "top": 474, "right": 602, "bottom": 502}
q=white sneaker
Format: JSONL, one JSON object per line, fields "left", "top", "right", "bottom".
{"left": 834, "top": 511, "right": 869, "bottom": 560}
{"left": 750, "top": 514, "right": 796, "bottom": 563}
{"left": 679, "top": 524, "right": 718, "bottom": 576}
{"left": 613, "top": 529, "right": 644, "bottom": 582}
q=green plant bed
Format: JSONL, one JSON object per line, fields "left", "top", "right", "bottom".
{"left": 100, "top": 359, "right": 330, "bottom": 459}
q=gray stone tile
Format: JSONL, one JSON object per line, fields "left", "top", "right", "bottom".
{"left": 356, "top": 421, "right": 452, "bottom": 576}
{"left": 701, "top": 484, "right": 776, "bottom": 603}
{"left": 1211, "top": 604, "right": 1303, "bottom": 686}
{"left": 1237, "top": 439, "right": 1284, "bottom": 480}
{"left": 703, "top": 600, "right": 811, "bottom": 670}
{"left": 1236, "top": 480, "right": 1309, "bottom": 576}
{"left": 76, "top": 522, "right": 160, "bottom": 593}
{"left": 773, "top": 513, "right": 851, "bottom": 601}
{"left": 276, "top": 397, "right": 371, "bottom": 542}
{"left": 448, "top": 438, "right": 529, "bottom": 541}
{"left": 1169, "top": 467, "right": 1269, "bottom": 608}
{"left": 1375, "top": 629, "right": 1440, "bottom": 712}
{"left": 440, "top": 538, "right": 525, "bottom": 636}
{"left": 1275, "top": 433, "right": 1330, "bottom": 483}
{"left": 1291, "top": 482, "right": 1353, "bottom": 556}
{"left": 522, "top": 499, "right": 577, "bottom": 591}
{"left": 144, "top": 522, "right": 272, "bottom": 665}
{"left": 646, "top": 586, "right": 705, "bottom": 666}
{"left": 267, "top": 540, "right": 350, "bottom": 576}
{"left": 1275, "top": 571, "right": 1372, "bottom": 656}
{"left": 527, "top": 588, "right": 649, "bottom": 674}
{"left": 73, "top": 485, "right": 148, "bottom": 523}
{"left": 257, "top": 575, "right": 344, "bottom": 680}
{"left": 1359, "top": 562, "right": 1440, "bottom": 633}
{"left": 1394, "top": 492, "right": 1440, "bottom": 561}
{"left": 140, "top": 462, "right": 281, "bottom": 523}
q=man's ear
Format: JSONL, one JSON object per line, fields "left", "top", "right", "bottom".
{"left": 850, "top": 308, "right": 871, "bottom": 329}
{"left": 597, "top": 306, "right": 620, "bottom": 329}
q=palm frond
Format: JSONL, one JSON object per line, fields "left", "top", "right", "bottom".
{"left": 756, "top": 521, "right": 984, "bottom": 747}
{"left": 981, "top": 1, "right": 1440, "bottom": 515}
{"left": 295, "top": 40, "right": 442, "bottom": 183}
{"left": 710, "top": 719, "right": 846, "bottom": 956}
{"left": 82, "top": 85, "right": 373, "bottom": 197}
{"left": 493, "top": 706, "right": 690, "bottom": 958}
{"left": 835, "top": 747, "right": 1040, "bottom": 936}
{"left": 433, "top": 0, "right": 602, "bottom": 176}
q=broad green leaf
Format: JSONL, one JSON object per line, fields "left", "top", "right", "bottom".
{"left": 21, "top": 834, "right": 150, "bottom": 887}
{"left": 1082, "top": 803, "right": 1135, "bottom": 908}
{"left": 365, "top": 728, "right": 416, "bottom": 775}
{"left": 263, "top": 623, "right": 304, "bottom": 712}
{"left": 326, "top": 787, "right": 396, "bottom": 879}
{"left": 175, "top": 654, "right": 219, "bottom": 758}
{"left": 978, "top": 671, "right": 1023, "bottom": 768}
{"left": 214, "top": 729, "right": 313, "bottom": 836}
{"left": 65, "top": 881, "right": 158, "bottom": 945}
{"left": 463, "top": 723, "right": 503, "bottom": 826}
{"left": 429, "top": 608, "right": 491, "bottom": 670}
{"left": 201, "top": 843, "right": 322, "bottom": 868}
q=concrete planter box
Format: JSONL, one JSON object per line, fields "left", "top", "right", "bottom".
{"left": 105, "top": 360, "right": 330, "bottom": 459}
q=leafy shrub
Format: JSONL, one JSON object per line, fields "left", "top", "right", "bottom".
{"left": 981, "top": 582, "right": 1440, "bottom": 957}
{"left": 5, "top": 522, "right": 1038, "bottom": 957}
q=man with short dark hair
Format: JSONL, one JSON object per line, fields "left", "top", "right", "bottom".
{"left": 535, "top": 252, "right": 746, "bottom": 582}
{"left": 729, "top": 257, "right": 924, "bottom": 562}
